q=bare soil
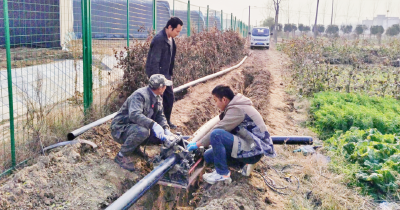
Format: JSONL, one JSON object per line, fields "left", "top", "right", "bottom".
{"left": 0, "top": 46, "right": 375, "bottom": 210}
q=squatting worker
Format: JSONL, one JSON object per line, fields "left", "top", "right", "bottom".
{"left": 187, "top": 85, "right": 276, "bottom": 184}
{"left": 145, "top": 17, "right": 183, "bottom": 129}
{"left": 110, "top": 74, "right": 174, "bottom": 172}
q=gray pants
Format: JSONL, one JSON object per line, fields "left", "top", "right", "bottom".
{"left": 112, "top": 124, "right": 161, "bottom": 156}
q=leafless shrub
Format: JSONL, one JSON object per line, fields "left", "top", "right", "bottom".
{"left": 113, "top": 27, "right": 247, "bottom": 105}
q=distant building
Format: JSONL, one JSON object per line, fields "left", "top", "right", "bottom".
{"left": 362, "top": 15, "right": 400, "bottom": 29}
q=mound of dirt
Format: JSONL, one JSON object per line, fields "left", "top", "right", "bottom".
{"left": 0, "top": 143, "right": 138, "bottom": 209}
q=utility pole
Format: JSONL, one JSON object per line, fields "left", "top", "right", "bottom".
{"left": 331, "top": 0, "right": 334, "bottom": 25}
{"left": 314, "top": 0, "right": 320, "bottom": 38}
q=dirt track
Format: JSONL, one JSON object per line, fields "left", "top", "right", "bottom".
{"left": 0, "top": 46, "right": 375, "bottom": 210}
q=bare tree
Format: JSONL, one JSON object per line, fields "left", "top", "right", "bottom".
{"left": 314, "top": 0, "right": 320, "bottom": 38}
{"left": 322, "top": 0, "right": 327, "bottom": 25}
{"left": 262, "top": 1, "right": 275, "bottom": 20}
{"left": 357, "top": 1, "right": 364, "bottom": 23}
{"left": 273, "top": 0, "right": 282, "bottom": 44}
{"left": 330, "top": 0, "right": 334, "bottom": 25}
{"left": 345, "top": 1, "right": 352, "bottom": 24}
{"left": 333, "top": 0, "right": 338, "bottom": 25}
{"left": 307, "top": 0, "right": 313, "bottom": 26}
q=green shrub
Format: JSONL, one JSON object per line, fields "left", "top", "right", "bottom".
{"left": 327, "top": 128, "right": 400, "bottom": 199}
{"left": 310, "top": 92, "right": 400, "bottom": 139}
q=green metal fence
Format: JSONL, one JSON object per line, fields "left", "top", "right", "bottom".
{"left": 0, "top": 0, "right": 248, "bottom": 177}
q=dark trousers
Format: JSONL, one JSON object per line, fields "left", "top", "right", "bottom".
{"left": 204, "top": 129, "right": 262, "bottom": 175}
{"left": 113, "top": 124, "right": 161, "bottom": 156}
{"left": 163, "top": 85, "right": 174, "bottom": 123}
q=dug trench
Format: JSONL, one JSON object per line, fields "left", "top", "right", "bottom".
{"left": 0, "top": 48, "right": 374, "bottom": 209}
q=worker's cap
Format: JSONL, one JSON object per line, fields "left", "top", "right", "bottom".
{"left": 149, "top": 74, "right": 173, "bottom": 89}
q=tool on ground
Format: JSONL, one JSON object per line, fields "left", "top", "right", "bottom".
{"left": 106, "top": 132, "right": 204, "bottom": 210}
{"left": 293, "top": 145, "right": 323, "bottom": 156}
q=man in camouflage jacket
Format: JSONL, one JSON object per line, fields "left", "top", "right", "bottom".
{"left": 187, "top": 85, "right": 276, "bottom": 184}
{"left": 111, "top": 74, "right": 173, "bottom": 171}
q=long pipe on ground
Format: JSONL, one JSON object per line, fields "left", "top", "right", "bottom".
{"left": 106, "top": 117, "right": 216, "bottom": 209}
{"left": 271, "top": 136, "right": 313, "bottom": 145}
{"left": 190, "top": 115, "right": 220, "bottom": 143}
{"left": 67, "top": 113, "right": 117, "bottom": 140}
{"left": 67, "top": 56, "right": 248, "bottom": 140}
{"left": 190, "top": 115, "right": 313, "bottom": 145}
{"left": 173, "top": 56, "right": 248, "bottom": 93}
{"left": 105, "top": 155, "right": 178, "bottom": 210}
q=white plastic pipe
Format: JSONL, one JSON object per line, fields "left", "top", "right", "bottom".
{"left": 174, "top": 56, "right": 248, "bottom": 93}
{"left": 189, "top": 115, "right": 220, "bottom": 143}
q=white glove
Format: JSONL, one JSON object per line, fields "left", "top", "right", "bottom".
{"left": 164, "top": 129, "right": 172, "bottom": 136}
{"left": 152, "top": 123, "right": 165, "bottom": 141}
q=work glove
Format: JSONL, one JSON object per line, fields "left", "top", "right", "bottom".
{"left": 152, "top": 123, "right": 166, "bottom": 141}
{"left": 187, "top": 142, "right": 198, "bottom": 152}
{"left": 164, "top": 129, "right": 172, "bottom": 136}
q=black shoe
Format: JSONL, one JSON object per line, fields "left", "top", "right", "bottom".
{"left": 168, "top": 122, "right": 177, "bottom": 129}
{"left": 114, "top": 154, "right": 136, "bottom": 172}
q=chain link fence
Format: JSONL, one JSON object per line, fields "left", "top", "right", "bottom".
{"left": 0, "top": 0, "right": 249, "bottom": 177}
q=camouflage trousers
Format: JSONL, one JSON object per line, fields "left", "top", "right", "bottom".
{"left": 111, "top": 123, "right": 161, "bottom": 156}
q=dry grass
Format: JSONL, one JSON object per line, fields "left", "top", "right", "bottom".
{"left": 259, "top": 146, "right": 376, "bottom": 209}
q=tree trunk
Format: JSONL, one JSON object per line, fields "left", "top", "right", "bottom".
{"left": 274, "top": 3, "right": 279, "bottom": 44}
{"left": 378, "top": 34, "right": 382, "bottom": 45}
{"left": 314, "top": 0, "right": 320, "bottom": 38}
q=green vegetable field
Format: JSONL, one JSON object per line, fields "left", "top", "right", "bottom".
{"left": 310, "top": 92, "right": 400, "bottom": 199}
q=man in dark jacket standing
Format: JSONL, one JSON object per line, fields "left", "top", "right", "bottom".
{"left": 145, "top": 17, "right": 183, "bottom": 129}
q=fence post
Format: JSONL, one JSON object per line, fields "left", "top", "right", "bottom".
{"left": 234, "top": 16, "right": 236, "bottom": 31}
{"left": 81, "top": 0, "right": 93, "bottom": 113}
{"left": 241, "top": 21, "right": 243, "bottom": 37}
{"left": 231, "top": 13, "right": 233, "bottom": 30}
{"left": 187, "top": 0, "right": 190, "bottom": 36}
{"left": 152, "top": 0, "right": 157, "bottom": 31}
{"left": 127, "top": 0, "right": 129, "bottom": 48}
{"left": 214, "top": 10, "right": 216, "bottom": 29}
{"left": 221, "top": 10, "right": 223, "bottom": 32}
{"left": 206, "top": 5, "right": 209, "bottom": 31}
{"left": 3, "top": 0, "right": 16, "bottom": 168}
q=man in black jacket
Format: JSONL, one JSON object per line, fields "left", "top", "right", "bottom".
{"left": 145, "top": 17, "right": 183, "bottom": 129}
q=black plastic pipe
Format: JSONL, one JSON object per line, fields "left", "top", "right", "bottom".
{"left": 105, "top": 154, "right": 179, "bottom": 210}
{"left": 67, "top": 113, "right": 117, "bottom": 140}
{"left": 271, "top": 136, "right": 313, "bottom": 145}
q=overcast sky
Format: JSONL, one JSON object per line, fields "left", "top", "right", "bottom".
{"left": 167, "top": 0, "right": 400, "bottom": 26}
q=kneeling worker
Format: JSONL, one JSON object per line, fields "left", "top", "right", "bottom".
{"left": 111, "top": 74, "right": 173, "bottom": 171}
{"left": 187, "top": 85, "right": 276, "bottom": 184}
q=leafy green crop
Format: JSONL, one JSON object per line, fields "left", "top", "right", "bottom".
{"left": 327, "top": 128, "right": 400, "bottom": 199}
{"left": 310, "top": 92, "right": 400, "bottom": 139}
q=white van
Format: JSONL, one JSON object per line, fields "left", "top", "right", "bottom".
{"left": 250, "top": 27, "right": 272, "bottom": 49}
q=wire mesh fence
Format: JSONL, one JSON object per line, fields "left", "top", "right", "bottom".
{"left": 173, "top": 0, "right": 188, "bottom": 36}
{"left": 0, "top": 0, "right": 249, "bottom": 177}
